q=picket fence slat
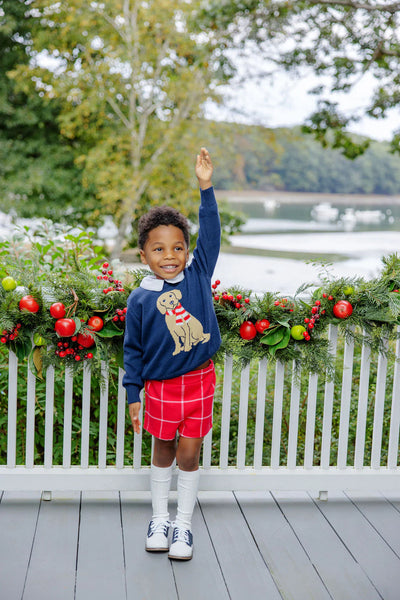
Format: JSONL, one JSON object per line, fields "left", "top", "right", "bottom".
{"left": 287, "top": 362, "right": 301, "bottom": 469}
{"left": 271, "top": 361, "right": 285, "bottom": 469}
{"left": 337, "top": 329, "right": 355, "bottom": 469}
{"left": 116, "top": 368, "right": 126, "bottom": 469}
{"left": 203, "top": 429, "right": 212, "bottom": 469}
{"left": 304, "top": 373, "right": 318, "bottom": 469}
{"left": 321, "top": 325, "right": 338, "bottom": 469}
{"left": 44, "top": 365, "right": 55, "bottom": 469}
{"left": 81, "top": 364, "right": 91, "bottom": 469}
{"left": 98, "top": 361, "right": 109, "bottom": 469}
{"left": 237, "top": 362, "right": 250, "bottom": 469}
{"left": 388, "top": 326, "right": 400, "bottom": 469}
{"left": 63, "top": 369, "right": 73, "bottom": 468}
{"left": 7, "top": 350, "right": 18, "bottom": 468}
{"left": 354, "top": 334, "right": 372, "bottom": 469}
{"left": 371, "top": 338, "right": 389, "bottom": 469}
{"left": 254, "top": 358, "right": 268, "bottom": 469}
{"left": 220, "top": 354, "right": 233, "bottom": 469}
{"left": 26, "top": 365, "right": 36, "bottom": 469}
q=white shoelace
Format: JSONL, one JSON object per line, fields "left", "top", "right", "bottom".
{"left": 149, "top": 520, "right": 170, "bottom": 536}
{"left": 172, "top": 527, "right": 191, "bottom": 545}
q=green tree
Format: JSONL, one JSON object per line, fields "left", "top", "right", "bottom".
{"left": 0, "top": 0, "right": 95, "bottom": 223}
{"left": 12, "top": 0, "right": 233, "bottom": 255}
{"left": 198, "top": 0, "right": 400, "bottom": 158}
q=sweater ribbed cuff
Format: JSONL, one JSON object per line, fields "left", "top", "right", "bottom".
{"left": 126, "top": 384, "right": 142, "bottom": 404}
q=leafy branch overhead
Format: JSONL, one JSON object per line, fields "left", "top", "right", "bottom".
{"left": 199, "top": 0, "right": 400, "bottom": 157}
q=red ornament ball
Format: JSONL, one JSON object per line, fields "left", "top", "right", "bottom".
{"left": 333, "top": 300, "right": 353, "bottom": 319}
{"left": 239, "top": 321, "right": 257, "bottom": 340}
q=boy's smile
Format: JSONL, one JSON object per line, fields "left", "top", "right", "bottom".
{"left": 140, "top": 225, "right": 189, "bottom": 280}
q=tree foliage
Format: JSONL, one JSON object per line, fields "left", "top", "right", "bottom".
{"left": 198, "top": 0, "right": 400, "bottom": 157}
{"left": 9, "top": 0, "right": 234, "bottom": 255}
{"left": 0, "top": 0, "right": 96, "bottom": 223}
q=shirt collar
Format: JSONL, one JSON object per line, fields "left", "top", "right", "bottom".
{"left": 140, "top": 271, "right": 185, "bottom": 291}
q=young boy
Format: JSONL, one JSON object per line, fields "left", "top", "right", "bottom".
{"left": 123, "top": 148, "right": 221, "bottom": 560}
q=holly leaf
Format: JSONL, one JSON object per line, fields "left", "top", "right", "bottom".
{"left": 14, "top": 338, "right": 32, "bottom": 360}
{"left": 73, "top": 317, "right": 82, "bottom": 333}
{"left": 32, "top": 347, "right": 44, "bottom": 379}
{"left": 96, "top": 323, "right": 124, "bottom": 337}
{"left": 115, "top": 345, "right": 125, "bottom": 369}
{"left": 269, "top": 328, "right": 291, "bottom": 356}
{"left": 260, "top": 326, "right": 285, "bottom": 346}
{"left": 276, "top": 318, "right": 290, "bottom": 327}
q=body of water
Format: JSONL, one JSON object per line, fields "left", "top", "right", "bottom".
{"left": 214, "top": 191, "right": 400, "bottom": 295}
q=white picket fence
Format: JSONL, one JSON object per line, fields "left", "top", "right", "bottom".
{"left": 1, "top": 324, "right": 400, "bottom": 493}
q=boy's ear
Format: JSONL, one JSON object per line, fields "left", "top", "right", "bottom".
{"left": 139, "top": 249, "right": 147, "bottom": 265}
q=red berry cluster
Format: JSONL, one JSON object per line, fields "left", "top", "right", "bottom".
{"left": 112, "top": 307, "right": 127, "bottom": 323}
{"left": 1, "top": 323, "right": 22, "bottom": 344}
{"left": 303, "top": 300, "right": 326, "bottom": 341}
{"left": 97, "top": 262, "right": 125, "bottom": 294}
{"left": 273, "top": 298, "right": 294, "bottom": 312}
{"left": 55, "top": 337, "right": 94, "bottom": 361}
{"left": 212, "top": 280, "right": 250, "bottom": 309}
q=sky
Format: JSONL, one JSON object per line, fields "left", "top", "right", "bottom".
{"left": 205, "top": 54, "right": 398, "bottom": 142}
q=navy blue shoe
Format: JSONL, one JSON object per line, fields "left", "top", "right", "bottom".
{"left": 145, "top": 519, "right": 170, "bottom": 552}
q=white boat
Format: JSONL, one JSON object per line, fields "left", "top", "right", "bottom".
{"left": 354, "top": 209, "right": 385, "bottom": 224}
{"left": 263, "top": 198, "right": 279, "bottom": 212}
{"left": 311, "top": 202, "right": 339, "bottom": 223}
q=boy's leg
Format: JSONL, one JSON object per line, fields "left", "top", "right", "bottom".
{"left": 151, "top": 437, "right": 177, "bottom": 518}
{"left": 146, "top": 437, "right": 176, "bottom": 552}
{"left": 169, "top": 437, "right": 203, "bottom": 560}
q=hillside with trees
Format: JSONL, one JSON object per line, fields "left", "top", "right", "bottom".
{"left": 203, "top": 121, "right": 400, "bottom": 195}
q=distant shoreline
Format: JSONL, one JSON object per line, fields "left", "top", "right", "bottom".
{"left": 215, "top": 189, "right": 400, "bottom": 206}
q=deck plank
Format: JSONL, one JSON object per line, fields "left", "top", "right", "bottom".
{"left": 198, "top": 491, "right": 282, "bottom": 600}
{"left": 75, "top": 491, "right": 126, "bottom": 600}
{"left": 23, "top": 491, "right": 80, "bottom": 600}
{"left": 0, "top": 491, "right": 41, "bottom": 600}
{"left": 317, "top": 490, "right": 400, "bottom": 600}
{"left": 235, "top": 491, "right": 331, "bottom": 600}
{"left": 171, "top": 497, "right": 230, "bottom": 600}
{"left": 347, "top": 490, "right": 400, "bottom": 557}
{"left": 121, "top": 491, "right": 178, "bottom": 600}
{"left": 273, "top": 490, "right": 380, "bottom": 600}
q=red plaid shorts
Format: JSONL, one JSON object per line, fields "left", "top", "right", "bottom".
{"left": 144, "top": 361, "right": 216, "bottom": 440}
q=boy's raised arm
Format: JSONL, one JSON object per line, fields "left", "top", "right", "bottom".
{"left": 195, "top": 147, "right": 213, "bottom": 190}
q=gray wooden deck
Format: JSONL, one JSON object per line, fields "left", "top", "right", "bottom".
{"left": 1, "top": 489, "right": 400, "bottom": 600}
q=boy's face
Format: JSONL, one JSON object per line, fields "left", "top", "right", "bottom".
{"left": 140, "top": 225, "right": 189, "bottom": 280}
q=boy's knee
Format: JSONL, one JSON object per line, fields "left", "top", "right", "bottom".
{"left": 153, "top": 437, "right": 177, "bottom": 467}
{"left": 177, "top": 457, "right": 199, "bottom": 471}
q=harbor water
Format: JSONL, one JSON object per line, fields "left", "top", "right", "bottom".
{"left": 214, "top": 190, "right": 400, "bottom": 295}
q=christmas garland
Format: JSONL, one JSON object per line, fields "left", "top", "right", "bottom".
{"left": 1, "top": 230, "right": 399, "bottom": 380}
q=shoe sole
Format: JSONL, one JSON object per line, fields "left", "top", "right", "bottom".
{"left": 168, "top": 553, "right": 193, "bottom": 561}
{"left": 145, "top": 546, "right": 169, "bottom": 552}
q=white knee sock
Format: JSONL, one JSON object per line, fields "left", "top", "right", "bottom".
{"left": 174, "top": 468, "right": 200, "bottom": 531}
{"left": 151, "top": 463, "right": 173, "bottom": 522}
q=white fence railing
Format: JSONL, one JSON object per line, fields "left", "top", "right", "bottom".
{"left": 1, "top": 325, "right": 400, "bottom": 492}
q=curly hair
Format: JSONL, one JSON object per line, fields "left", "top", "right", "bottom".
{"left": 138, "top": 206, "right": 190, "bottom": 249}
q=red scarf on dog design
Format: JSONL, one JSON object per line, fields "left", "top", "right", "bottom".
{"left": 166, "top": 302, "right": 191, "bottom": 324}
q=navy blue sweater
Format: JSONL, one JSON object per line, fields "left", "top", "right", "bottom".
{"left": 123, "top": 186, "right": 221, "bottom": 404}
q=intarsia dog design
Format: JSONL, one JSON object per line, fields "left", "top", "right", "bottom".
{"left": 156, "top": 290, "right": 210, "bottom": 355}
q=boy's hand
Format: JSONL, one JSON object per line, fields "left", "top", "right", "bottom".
{"left": 129, "top": 402, "right": 141, "bottom": 434}
{"left": 195, "top": 147, "right": 213, "bottom": 190}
